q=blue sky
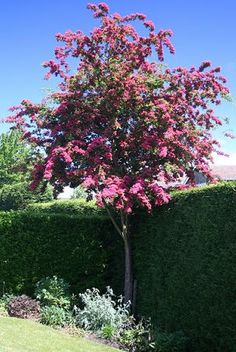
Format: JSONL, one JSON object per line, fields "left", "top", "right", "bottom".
{"left": 1, "top": 0, "right": 236, "bottom": 163}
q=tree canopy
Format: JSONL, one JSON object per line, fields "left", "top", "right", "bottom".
{"left": 0, "top": 130, "right": 53, "bottom": 210}
{"left": 0, "top": 130, "right": 32, "bottom": 187}
{"left": 8, "top": 3, "right": 229, "bottom": 213}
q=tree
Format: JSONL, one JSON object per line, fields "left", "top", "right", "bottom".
{"left": 0, "top": 130, "right": 53, "bottom": 210}
{"left": 0, "top": 181, "right": 53, "bottom": 211}
{"left": 71, "top": 186, "right": 88, "bottom": 200}
{"left": 7, "top": 3, "right": 229, "bottom": 302}
{"left": 0, "top": 129, "right": 32, "bottom": 187}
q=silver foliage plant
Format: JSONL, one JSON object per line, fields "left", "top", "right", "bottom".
{"left": 75, "top": 287, "right": 131, "bottom": 333}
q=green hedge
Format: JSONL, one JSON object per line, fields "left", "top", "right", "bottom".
{"left": 0, "top": 211, "right": 122, "bottom": 296}
{"left": 0, "top": 183, "right": 235, "bottom": 351}
{"left": 134, "top": 182, "right": 236, "bottom": 352}
{"left": 27, "top": 198, "right": 105, "bottom": 216}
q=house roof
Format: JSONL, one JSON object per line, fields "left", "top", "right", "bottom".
{"left": 211, "top": 165, "right": 236, "bottom": 181}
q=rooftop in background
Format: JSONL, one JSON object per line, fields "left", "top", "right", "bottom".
{"left": 211, "top": 165, "right": 236, "bottom": 181}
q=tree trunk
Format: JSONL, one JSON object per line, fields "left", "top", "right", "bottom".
{"left": 104, "top": 204, "right": 133, "bottom": 304}
{"left": 123, "top": 231, "right": 133, "bottom": 304}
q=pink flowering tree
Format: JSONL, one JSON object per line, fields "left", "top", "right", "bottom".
{"left": 7, "top": 3, "right": 229, "bottom": 302}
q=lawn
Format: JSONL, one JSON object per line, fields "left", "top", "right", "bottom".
{"left": 0, "top": 317, "right": 121, "bottom": 352}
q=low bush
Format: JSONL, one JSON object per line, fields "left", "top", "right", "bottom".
{"left": 119, "top": 318, "right": 155, "bottom": 352}
{"left": 75, "top": 287, "right": 130, "bottom": 333}
{"left": 101, "top": 324, "right": 116, "bottom": 340}
{"left": 8, "top": 295, "right": 40, "bottom": 319}
{"left": 0, "top": 294, "right": 14, "bottom": 316}
{"left": 35, "top": 276, "right": 71, "bottom": 308}
{"left": 40, "top": 305, "right": 74, "bottom": 327}
{"left": 75, "top": 286, "right": 156, "bottom": 351}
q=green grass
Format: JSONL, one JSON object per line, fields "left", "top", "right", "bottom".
{"left": 0, "top": 317, "right": 121, "bottom": 352}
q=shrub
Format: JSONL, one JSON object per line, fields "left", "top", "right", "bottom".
{"left": 7, "top": 295, "right": 40, "bottom": 319}
{"left": 0, "top": 294, "right": 14, "bottom": 316}
{"left": 0, "top": 182, "right": 53, "bottom": 211}
{"left": 40, "top": 306, "right": 74, "bottom": 327}
{"left": 101, "top": 324, "right": 116, "bottom": 340}
{"left": 119, "top": 318, "right": 155, "bottom": 352}
{"left": 75, "top": 287, "right": 130, "bottom": 332}
{"left": 71, "top": 186, "right": 88, "bottom": 200}
{"left": 35, "top": 276, "right": 71, "bottom": 308}
{"left": 0, "top": 303, "right": 7, "bottom": 316}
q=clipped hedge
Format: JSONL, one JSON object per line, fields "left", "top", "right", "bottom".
{"left": 27, "top": 198, "right": 105, "bottom": 216}
{"left": 134, "top": 182, "right": 236, "bottom": 352}
{"left": 0, "top": 210, "right": 122, "bottom": 296}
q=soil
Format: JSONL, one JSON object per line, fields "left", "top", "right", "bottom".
{"left": 85, "top": 332, "right": 125, "bottom": 350}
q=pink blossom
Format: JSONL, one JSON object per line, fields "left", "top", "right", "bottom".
{"left": 102, "top": 186, "right": 117, "bottom": 198}
{"left": 74, "top": 147, "right": 86, "bottom": 155}
{"left": 129, "top": 182, "right": 143, "bottom": 195}
{"left": 144, "top": 20, "right": 155, "bottom": 31}
{"left": 159, "top": 146, "right": 168, "bottom": 158}
{"left": 6, "top": 2, "right": 230, "bottom": 216}
{"left": 44, "top": 160, "right": 54, "bottom": 180}
{"left": 199, "top": 61, "right": 211, "bottom": 72}
{"left": 98, "top": 2, "right": 109, "bottom": 12}
{"left": 83, "top": 176, "right": 96, "bottom": 187}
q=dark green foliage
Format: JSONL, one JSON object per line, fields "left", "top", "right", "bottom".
{"left": 40, "top": 305, "right": 74, "bottom": 327}
{"left": 27, "top": 198, "right": 105, "bottom": 216}
{"left": 35, "top": 276, "right": 71, "bottom": 308}
{"left": 0, "top": 182, "right": 53, "bottom": 211}
{"left": 134, "top": 182, "right": 236, "bottom": 352}
{"left": 0, "top": 210, "right": 122, "bottom": 296}
{"left": 154, "top": 331, "right": 189, "bottom": 352}
{"left": 8, "top": 295, "right": 40, "bottom": 319}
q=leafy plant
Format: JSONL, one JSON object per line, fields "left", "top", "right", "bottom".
{"left": 75, "top": 287, "right": 130, "bottom": 332}
{"left": 119, "top": 318, "right": 155, "bottom": 352}
{"left": 40, "top": 305, "right": 74, "bottom": 327}
{"left": 71, "top": 186, "right": 88, "bottom": 200}
{"left": 0, "top": 294, "right": 14, "bottom": 316}
{"left": 101, "top": 324, "right": 116, "bottom": 340}
{"left": 0, "top": 302, "right": 7, "bottom": 316}
{"left": 8, "top": 295, "right": 40, "bottom": 319}
{"left": 35, "top": 276, "right": 71, "bottom": 308}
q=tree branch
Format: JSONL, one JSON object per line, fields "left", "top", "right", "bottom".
{"left": 120, "top": 210, "right": 128, "bottom": 238}
{"left": 103, "top": 200, "right": 123, "bottom": 239}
